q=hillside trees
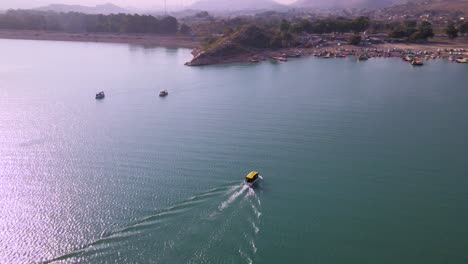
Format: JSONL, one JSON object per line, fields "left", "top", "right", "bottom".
{"left": 445, "top": 22, "right": 459, "bottom": 39}
{"left": 389, "top": 20, "right": 434, "bottom": 41}
{"left": 0, "top": 10, "right": 181, "bottom": 34}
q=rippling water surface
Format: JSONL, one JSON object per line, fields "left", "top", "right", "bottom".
{"left": 1, "top": 39, "right": 468, "bottom": 263}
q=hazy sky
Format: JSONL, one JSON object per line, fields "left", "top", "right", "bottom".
{"left": 0, "top": 0, "right": 296, "bottom": 9}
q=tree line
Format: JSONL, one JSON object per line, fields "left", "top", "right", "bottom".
{"left": 445, "top": 21, "right": 468, "bottom": 39}
{"left": 0, "top": 10, "right": 186, "bottom": 34}
{"left": 202, "top": 16, "right": 372, "bottom": 51}
{"left": 289, "top": 16, "right": 370, "bottom": 34}
{"left": 266, "top": 17, "right": 370, "bottom": 48}
{"left": 388, "top": 20, "right": 434, "bottom": 40}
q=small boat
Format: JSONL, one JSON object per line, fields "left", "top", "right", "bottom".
{"left": 272, "top": 56, "right": 287, "bottom": 62}
{"left": 245, "top": 171, "right": 260, "bottom": 187}
{"left": 411, "top": 58, "right": 424, "bottom": 66}
{"left": 402, "top": 56, "right": 412, "bottom": 62}
{"left": 357, "top": 55, "right": 369, "bottom": 61}
{"left": 159, "top": 90, "right": 169, "bottom": 97}
{"left": 288, "top": 51, "right": 302, "bottom": 58}
{"left": 95, "top": 91, "right": 105, "bottom": 99}
{"left": 456, "top": 58, "right": 468, "bottom": 63}
{"left": 250, "top": 59, "right": 260, "bottom": 63}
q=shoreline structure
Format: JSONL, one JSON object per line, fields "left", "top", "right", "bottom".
{"left": 1, "top": 30, "right": 467, "bottom": 65}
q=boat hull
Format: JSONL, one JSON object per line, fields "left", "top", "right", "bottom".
{"left": 245, "top": 178, "right": 259, "bottom": 187}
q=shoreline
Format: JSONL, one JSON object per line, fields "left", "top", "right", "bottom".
{"left": 186, "top": 38, "right": 468, "bottom": 66}
{"left": 0, "top": 29, "right": 199, "bottom": 48}
{"left": 1, "top": 30, "right": 467, "bottom": 66}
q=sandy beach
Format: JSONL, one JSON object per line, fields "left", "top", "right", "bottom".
{"left": 0, "top": 30, "right": 199, "bottom": 48}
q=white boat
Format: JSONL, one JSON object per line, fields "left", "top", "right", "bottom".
{"left": 272, "top": 56, "right": 287, "bottom": 62}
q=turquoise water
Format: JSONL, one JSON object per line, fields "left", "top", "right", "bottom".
{"left": 1, "top": 39, "right": 468, "bottom": 263}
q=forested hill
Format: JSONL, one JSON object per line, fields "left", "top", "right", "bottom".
{"left": 0, "top": 10, "right": 182, "bottom": 34}
{"left": 35, "top": 3, "right": 128, "bottom": 15}
{"left": 191, "top": 0, "right": 283, "bottom": 11}
{"left": 385, "top": 0, "right": 468, "bottom": 16}
{"left": 294, "top": 0, "right": 403, "bottom": 8}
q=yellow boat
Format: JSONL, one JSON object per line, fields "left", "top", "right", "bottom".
{"left": 245, "top": 171, "right": 260, "bottom": 187}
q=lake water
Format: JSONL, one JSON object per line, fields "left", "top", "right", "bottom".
{"left": 1, "top": 39, "right": 468, "bottom": 263}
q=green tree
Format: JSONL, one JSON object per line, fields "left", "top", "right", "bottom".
{"left": 351, "top": 16, "right": 370, "bottom": 33}
{"left": 222, "top": 26, "right": 234, "bottom": 35}
{"left": 281, "top": 31, "right": 293, "bottom": 47}
{"left": 403, "top": 20, "right": 418, "bottom": 37}
{"left": 404, "top": 20, "right": 417, "bottom": 28}
{"left": 409, "top": 31, "right": 423, "bottom": 41}
{"left": 445, "top": 23, "right": 459, "bottom": 39}
{"left": 417, "top": 21, "right": 434, "bottom": 40}
{"left": 201, "top": 36, "right": 216, "bottom": 48}
{"left": 180, "top": 23, "right": 191, "bottom": 34}
{"left": 389, "top": 26, "right": 408, "bottom": 38}
{"left": 0, "top": 10, "right": 180, "bottom": 34}
{"left": 291, "top": 19, "right": 313, "bottom": 33}
{"left": 349, "top": 34, "right": 362, "bottom": 45}
{"left": 280, "top": 19, "right": 290, "bottom": 33}
{"left": 460, "top": 21, "right": 468, "bottom": 34}
{"left": 270, "top": 32, "right": 283, "bottom": 48}
{"left": 160, "top": 16, "right": 178, "bottom": 34}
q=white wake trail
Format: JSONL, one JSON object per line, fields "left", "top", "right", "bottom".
{"left": 219, "top": 185, "right": 249, "bottom": 211}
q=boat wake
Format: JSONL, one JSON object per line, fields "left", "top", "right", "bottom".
{"left": 219, "top": 185, "right": 249, "bottom": 211}
{"left": 46, "top": 181, "right": 262, "bottom": 264}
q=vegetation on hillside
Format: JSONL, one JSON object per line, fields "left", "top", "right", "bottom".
{"left": 460, "top": 21, "right": 468, "bottom": 34}
{"left": 0, "top": 10, "right": 184, "bottom": 34}
{"left": 389, "top": 20, "right": 434, "bottom": 40}
{"left": 445, "top": 22, "right": 459, "bottom": 39}
{"left": 190, "top": 16, "right": 374, "bottom": 65}
{"left": 200, "top": 16, "right": 371, "bottom": 51}
{"left": 348, "top": 35, "right": 362, "bottom": 45}
{"left": 289, "top": 16, "right": 370, "bottom": 34}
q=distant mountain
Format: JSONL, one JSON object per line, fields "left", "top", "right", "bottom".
{"left": 409, "top": 0, "right": 468, "bottom": 14}
{"left": 36, "top": 3, "right": 128, "bottom": 14}
{"left": 383, "top": 0, "right": 468, "bottom": 16}
{"left": 190, "top": 0, "right": 284, "bottom": 11}
{"left": 294, "top": 0, "right": 404, "bottom": 9}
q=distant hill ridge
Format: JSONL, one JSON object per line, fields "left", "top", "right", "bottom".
{"left": 35, "top": 0, "right": 468, "bottom": 15}
{"left": 294, "top": 0, "right": 408, "bottom": 9}
{"left": 293, "top": 0, "right": 468, "bottom": 15}
{"left": 189, "top": 0, "right": 430, "bottom": 11}
{"left": 190, "top": 0, "right": 284, "bottom": 11}
{"left": 372, "top": 0, "right": 468, "bottom": 16}
{"left": 399, "top": 0, "right": 468, "bottom": 15}
{"left": 36, "top": 3, "right": 128, "bottom": 14}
